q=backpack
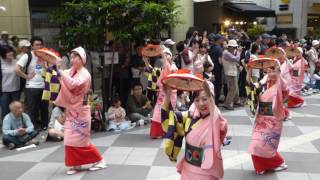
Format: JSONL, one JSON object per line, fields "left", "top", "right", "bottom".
{"left": 91, "top": 110, "right": 106, "bottom": 131}
{"left": 20, "top": 51, "right": 32, "bottom": 91}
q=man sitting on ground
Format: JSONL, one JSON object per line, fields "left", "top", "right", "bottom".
{"left": 2, "top": 101, "right": 39, "bottom": 149}
{"left": 126, "top": 82, "right": 152, "bottom": 123}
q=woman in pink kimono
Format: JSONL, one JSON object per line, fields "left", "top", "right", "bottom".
{"left": 149, "top": 48, "right": 177, "bottom": 139}
{"left": 248, "top": 61, "right": 288, "bottom": 175}
{"left": 55, "top": 47, "right": 106, "bottom": 175}
{"left": 277, "top": 48, "right": 291, "bottom": 119}
{"left": 161, "top": 81, "right": 228, "bottom": 180}
{"left": 288, "top": 47, "right": 306, "bottom": 108}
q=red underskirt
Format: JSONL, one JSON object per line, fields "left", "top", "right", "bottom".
{"left": 288, "top": 95, "right": 304, "bottom": 108}
{"left": 65, "top": 144, "right": 102, "bottom": 167}
{"left": 150, "top": 121, "right": 164, "bottom": 139}
{"left": 251, "top": 152, "right": 284, "bottom": 172}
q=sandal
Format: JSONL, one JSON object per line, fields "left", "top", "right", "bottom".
{"left": 66, "top": 166, "right": 81, "bottom": 175}
{"left": 89, "top": 159, "right": 107, "bottom": 171}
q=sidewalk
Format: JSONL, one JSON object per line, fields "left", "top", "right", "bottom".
{"left": 0, "top": 95, "right": 320, "bottom": 180}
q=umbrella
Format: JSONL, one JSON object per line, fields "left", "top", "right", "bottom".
{"left": 247, "top": 57, "right": 278, "bottom": 69}
{"left": 34, "top": 48, "right": 61, "bottom": 65}
{"left": 285, "top": 46, "right": 301, "bottom": 58}
{"left": 265, "top": 47, "right": 285, "bottom": 59}
{"left": 141, "top": 44, "right": 163, "bottom": 57}
{"left": 162, "top": 69, "right": 204, "bottom": 91}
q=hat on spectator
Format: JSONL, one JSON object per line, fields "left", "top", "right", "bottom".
{"left": 71, "top": 46, "right": 87, "bottom": 64}
{"left": 262, "top": 33, "right": 272, "bottom": 39}
{"left": 312, "top": 40, "right": 320, "bottom": 47}
{"left": 164, "top": 39, "right": 175, "bottom": 45}
{"left": 213, "top": 34, "right": 224, "bottom": 41}
{"left": 208, "top": 33, "right": 216, "bottom": 41}
{"left": 227, "top": 39, "right": 238, "bottom": 47}
{"left": 162, "top": 48, "right": 172, "bottom": 57}
{"left": 271, "top": 35, "right": 277, "bottom": 39}
{"left": 18, "top": 40, "right": 31, "bottom": 48}
{"left": 1, "top": 31, "right": 8, "bottom": 35}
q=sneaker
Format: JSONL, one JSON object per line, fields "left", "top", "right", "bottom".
{"left": 223, "top": 136, "right": 232, "bottom": 146}
{"left": 7, "top": 143, "right": 15, "bottom": 150}
{"left": 274, "top": 163, "right": 288, "bottom": 172}
{"left": 89, "top": 159, "right": 107, "bottom": 171}
{"left": 256, "top": 170, "right": 265, "bottom": 175}
{"left": 66, "top": 166, "right": 81, "bottom": 175}
{"left": 25, "top": 139, "right": 39, "bottom": 146}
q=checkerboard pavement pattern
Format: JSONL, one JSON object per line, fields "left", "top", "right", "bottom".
{"left": 1, "top": 95, "right": 320, "bottom": 180}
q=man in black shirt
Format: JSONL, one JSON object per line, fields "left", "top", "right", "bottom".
{"left": 209, "top": 34, "right": 225, "bottom": 105}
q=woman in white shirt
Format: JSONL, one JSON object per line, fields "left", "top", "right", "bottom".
{"left": 0, "top": 45, "right": 20, "bottom": 119}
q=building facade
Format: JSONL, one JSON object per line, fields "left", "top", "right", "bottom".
{"left": 172, "top": 0, "right": 320, "bottom": 41}
{"left": 0, "top": 0, "right": 31, "bottom": 39}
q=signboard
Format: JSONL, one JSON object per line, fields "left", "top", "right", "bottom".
{"left": 104, "top": 52, "right": 119, "bottom": 65}
{"left": 276, "top": 14, "right": 293, "bottom": 24}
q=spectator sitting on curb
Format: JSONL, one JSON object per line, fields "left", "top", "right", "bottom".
{"left": 106, "top": 97, "right": 135, "bottom": 131}
{"left": 2, "top": 101, "right": 39, "bottom": 150}
{"left": 126, "top": 82, "right": 152, "bottom": 124}
{"left": 47, "top": 106, "right": 65, "bottom": 141}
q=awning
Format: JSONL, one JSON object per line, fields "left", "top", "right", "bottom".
{"left": 224, "top": 2, "right": 275, "bottom": 17}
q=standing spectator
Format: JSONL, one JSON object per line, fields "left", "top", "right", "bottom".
{"left": 222, "top": 39, "right": 241, "bottom": 110}
{"left": 130, "top": 44, "right": 145, "bottom": 85}
{"left": 306, "top": 40, "right": 319, "bottom": 75}
{"left": 163, "top": 39, "right": 176, "bottom": 52}
{"left": 126, "top": 82, "right": 152, "bottom": 123}
{"left": 0, "top": 45, "right": 21, "bottom": 120}
{"left": 15, "top": 36, "right": 49, "bottom": 130}
{"left": 0, "top": 31, "right": 12, "bottom": 47}
{"left": 11, "top": 36, "right": 19, "bottom": 50}
{"left": 113, "top": 42, "right": 131, "bottom": 105}
{"left": 249, "top": 43, "right": 261, "bottom": 82}
{"left": 181, "top": 38, "right": 199, "bottom": 72}
{"left": 209, "top": 34, "right": 224, "bottom": 105}
{"left": 16, "top": 40, "right": 31, "bottom": 60}
{"left": 2, "top": 101, "right": 38, "bottom": 149}
{"left": 48, "top": 106, "right": 65, "bottom": 141}
{"left": 238, "top": 40, "right": 251, "bottom": 103}
{"left": 260, "top": 33, "right": 272, "bottom": 54}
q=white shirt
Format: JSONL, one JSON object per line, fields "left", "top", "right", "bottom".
{"left": 17, "top": 51, "right": 45, "bottom": 88}
{"left": 250, "top": 54, "right": 260, "bottom": 79}
{"left": 181, "top": 50, "right": 194, "bottom": 71}
{"left": 1, "top": 59, "right": 20, "bottom": 92}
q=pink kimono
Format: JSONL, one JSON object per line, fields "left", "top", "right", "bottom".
{"left": 55, "top": 67, "right": 91, "bottom": 147}
{"left": 150, "top": 58, "right": 177, "bottom": 138}
{"left": 288, "top": 57, "right": 305, "bottom": 108}
{"left": 178, "top": 106, "right": 227, "bottom": 180}
{"left": 55, "top": 67, "right": 102, "bottom": 166}
{"left": 248, "top": 74, "right": 286, "bottom": 172}
{"left": 161, "top": 98, "right": 228, "bottom": 179}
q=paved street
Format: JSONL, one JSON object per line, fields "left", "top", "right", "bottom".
{"left": 0, "top": 94, "right": 320, "bottom": 180}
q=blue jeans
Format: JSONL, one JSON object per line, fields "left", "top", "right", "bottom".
{"left": 2, "top": 131, "right": 38, "bottom": 148}
{"left": 315, "top": 80, "right": 320, "bottom": 89}
{"left": 0, "top": 91, "right": 21, "bottom": 119}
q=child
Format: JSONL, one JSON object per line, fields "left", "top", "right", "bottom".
{"left": 106, "top": 97, "right": 133, "bottom": 131}
{"left": 203, "top": 60, "right": 215, "bottom": 82}
{"left": 48, "top": 106, "right": 65, "bottom": 141}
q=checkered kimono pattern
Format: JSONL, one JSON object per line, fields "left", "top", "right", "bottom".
{"left": 161, "top": 104, "right": 193, "bottom": 161}
{"left": 145, "top": 64, "right": 161, "bottom": 91}
{"left": 42, "top": 65, "right": 60, "bottom": 102}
